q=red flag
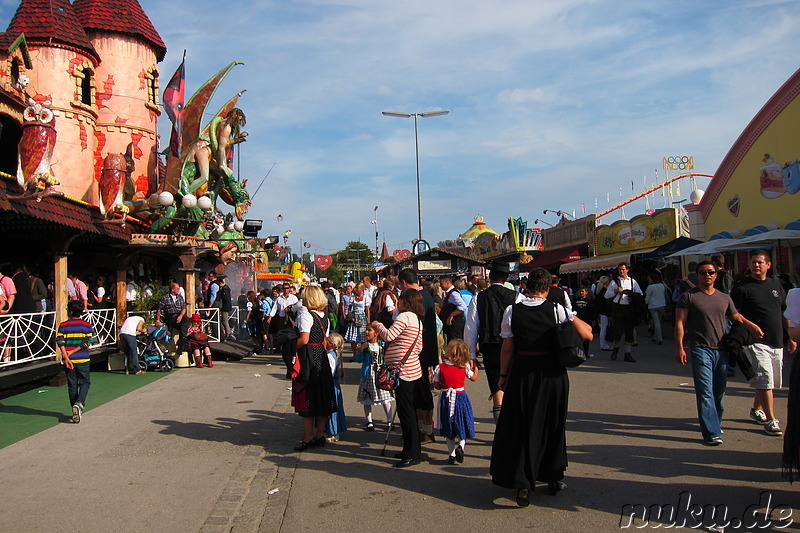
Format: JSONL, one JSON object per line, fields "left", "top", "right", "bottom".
{"left": 163, "top": 54, "right": 186, "bottom": 157}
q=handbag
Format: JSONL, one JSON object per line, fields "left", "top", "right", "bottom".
{"left": 376, "top": 319, "right": 421, "bottom": 391}
{"left": 553, "top": 304, "right": 587, "bottom": 368}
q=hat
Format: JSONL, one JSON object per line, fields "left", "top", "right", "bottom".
{"left": 488, "top": 261, "right": 510, "bottom": 274}
{"left": 191, "top": 313, "right": 202, "bottom": 322}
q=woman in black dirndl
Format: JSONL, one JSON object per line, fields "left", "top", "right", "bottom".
{"left": 490, "top": 267, "right": 593, "bottom": 507}
{"left": 292, "top": 286, "right": 337, "bottom": 451}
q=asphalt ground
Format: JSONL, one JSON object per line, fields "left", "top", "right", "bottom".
{"left": 0, "top": 329, "right": 798, "bottom": 533}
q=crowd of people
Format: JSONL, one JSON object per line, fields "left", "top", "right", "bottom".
{"left": 8, "top": 249, "right": 800, "bottom": 505}
{"left": 259, "top": 253, "right": 800, "bottom": 506}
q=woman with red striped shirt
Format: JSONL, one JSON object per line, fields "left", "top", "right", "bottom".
{"left": 373, "top": 289, "right": 425, "bottom": 468}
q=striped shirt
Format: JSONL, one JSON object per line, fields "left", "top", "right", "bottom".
{"left": 57, "top": 318, "right": 93, "bottom": 363}
{"left": 375, "top": 311, "right": 423, "bottom": 381}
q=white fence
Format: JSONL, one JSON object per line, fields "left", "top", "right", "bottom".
{"left": 0, "top": 306, "right": 241, "bottom": 369}
{"left": 0, "top": 308, "right": 117, "bottom": 369}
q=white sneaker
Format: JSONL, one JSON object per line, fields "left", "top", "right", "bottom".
{"left": 749, "top": 408, "right": 767, "bottom": 423}
{"left": 71, "top": 404, "right": 82, "bottom": 424}
{"left": 764, "top": 419, "right": 782, "bottom": 436}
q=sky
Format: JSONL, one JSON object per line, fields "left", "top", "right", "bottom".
{"left": 3, "top": 0, "right": 800, "bottom": 258}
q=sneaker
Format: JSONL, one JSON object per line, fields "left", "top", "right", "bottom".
{"left": 71, "top": 403, "right": 82, "bottom": 424}
{"left": 749, "top": 408, "right": 767, "bottom": 423}
{"left": 624, "top": 353, "right": 637, "bottom": 363}
{"left": 764, "top": 419, "right": 782, "bottom": 436}
{"left": 610, "top": 348, "right": 619, "bottom": 361}
{"left": 704, "top": 436, "right": 723, "bottom": 446}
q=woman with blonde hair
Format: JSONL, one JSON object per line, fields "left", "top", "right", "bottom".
{"left": 292, "top": 285, "right": 337, "bottom": 451}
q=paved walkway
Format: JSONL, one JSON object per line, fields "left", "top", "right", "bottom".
{"left": 0, "top": 335, "right": 797, "bottom": 532}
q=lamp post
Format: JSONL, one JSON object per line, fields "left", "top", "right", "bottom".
{"left": 371, "top": 205, "right": 379, "bottom": 261}
{"left": 533, "top": 218, "right": 554, "bottom": 228}
{"left": 542, "top": 209, "right": 574, "bottom": 220}
{"left": 382, "top": 110, "right": 449, "bottom": 242}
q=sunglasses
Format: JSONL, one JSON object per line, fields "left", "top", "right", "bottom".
{"left": 698, "top": 270, "right": 717, "bottom": 276}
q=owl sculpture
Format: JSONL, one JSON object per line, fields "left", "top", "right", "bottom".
{"left": 16, "top": 98, "right": 59, "bottom": 195}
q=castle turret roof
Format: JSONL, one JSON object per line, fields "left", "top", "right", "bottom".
{"left": 73, "top": 0, "right": 166, "bottom": 62}
{"left": 3, "top": 0, "right": 99, "bottom": 63}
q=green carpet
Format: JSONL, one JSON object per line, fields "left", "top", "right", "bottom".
{"left": 0, "top": 369, "right": 171, "bottom": 449}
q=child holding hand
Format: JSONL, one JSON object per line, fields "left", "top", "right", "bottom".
{"left": 355, "top": 323, "right": 394, "bottom": 431}
{"left": 434, "top": 339, "right": 478, "bottom": 464}
{"left": 325, "top": 333, "right": 347, "bottom": 441}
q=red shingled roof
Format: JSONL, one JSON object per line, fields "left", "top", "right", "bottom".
{"left": 73, "top": 0, "right": 166, "bottom": 62}
{"left": 4, "top": 0, "right": 99, "bottom": 63}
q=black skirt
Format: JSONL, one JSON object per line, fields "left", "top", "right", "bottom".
{"left": 490, "top": 354, "right": 568, "bottom": 489}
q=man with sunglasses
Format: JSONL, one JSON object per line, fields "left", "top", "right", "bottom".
{"left": 731, "top": 250, "right": 796, "bottom": 436}
{"left": 675, "top": 261, "right": 759, "bottom": 445}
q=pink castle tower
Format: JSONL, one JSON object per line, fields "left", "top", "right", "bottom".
{"left": 4, "top": 0, "right": 101, "bottom": 201}
{"left": 2, "top": 0, "right": 165, "bottom": 203}
{"left": 73, "top": 0, "right": 166, "bottom": 200}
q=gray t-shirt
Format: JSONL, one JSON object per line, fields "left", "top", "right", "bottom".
{"left": 677, "top": 288, "right": 737, "bottom": 348}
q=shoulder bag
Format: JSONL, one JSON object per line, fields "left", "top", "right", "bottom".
{"left": 376, "top": 318, "right": 421, "bottom": 391}
{"left": 553, "top": 303, "right": 587, "bottom": 368}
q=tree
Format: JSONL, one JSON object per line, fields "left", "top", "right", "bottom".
{"left": 334, "top": 241, "right": 374, "bottom": 284}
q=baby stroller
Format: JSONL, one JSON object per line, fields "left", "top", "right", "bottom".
{"left": 137, "top": 324, "right": 175, "bottom": 372}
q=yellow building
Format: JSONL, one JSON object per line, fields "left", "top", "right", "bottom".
{"left": 687, "top": 67, "right": 800, "bottom": 276}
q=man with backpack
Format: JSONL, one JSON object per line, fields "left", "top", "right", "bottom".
{"left": 604, "top": 262, "right": 643, "bottom": 362}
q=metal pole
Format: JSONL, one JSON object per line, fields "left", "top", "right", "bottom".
{"left": 414, "top": 114, "right": 422, "bottom": 242}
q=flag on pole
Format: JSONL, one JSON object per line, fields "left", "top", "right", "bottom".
{"left": 581, "top": 203, "right": 586, "bottom": 214}
{"left": 594, "top": 197, "right": 598, "bottom": 209}
{"left": 163, "top": 52, "right": 186, "bottom": 157}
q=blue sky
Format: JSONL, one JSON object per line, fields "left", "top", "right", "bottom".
{"left": 3, "top": 1, "right": 800, "bottom": 256}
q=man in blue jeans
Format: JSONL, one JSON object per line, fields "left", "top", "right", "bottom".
{"left": 57, "top": 300, "right": 95, "bottom": 423}
{"left": 674, "top": 261, "right": 760, "bottom": 445}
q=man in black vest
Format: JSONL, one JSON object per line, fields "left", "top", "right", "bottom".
{"left": 464, "top": 262, "right": 522, "bottom": 423}
{"left": 439, "top": 275, "right": 467, "bottom": 342}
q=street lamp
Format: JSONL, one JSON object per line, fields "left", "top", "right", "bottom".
{"left": 542, "top": 209, "right": 574, "bottom": 220}
{"left": 533, "top": 218, "right": 554, "bottom": 227}
{"left": 371, "top": 205, "right": 379, "bottom": 261}
{"left": 382, "top": 109, "right": 449, "bottom": 242}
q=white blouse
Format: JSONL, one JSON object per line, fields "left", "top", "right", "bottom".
{"left": 500, "top": 297, "right": 574, "bottom": 339}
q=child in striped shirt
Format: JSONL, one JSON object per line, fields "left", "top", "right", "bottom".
{"left": 57, "top": 300, "right": 94, "bottom": 423}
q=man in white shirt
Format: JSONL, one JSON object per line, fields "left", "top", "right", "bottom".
{"left": 268, "top": 283, "right": 300, "bottom": 375}
{"left": 464, "top": 262, "right": 523, "bottom": 423}
{"left": 119, "top": 315, "right": 147, "bottom": 374}
{"left": 604, "top": 262, "right": 643, "bottom": 362}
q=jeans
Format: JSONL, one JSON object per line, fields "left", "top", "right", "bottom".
{"left": 66, "top": 362, "right": 91, "bottom": 407}
{"left": 598, "top": 314, "right": 612, "bottom": 349}
{"left": 120, "top": 334, "right": 141, "bottom": 372}
{"left": 649, "top": 307, "right": 665, "bottom": 342}
{"left": 690, "top": 346, "right": 728, "bottom": 440}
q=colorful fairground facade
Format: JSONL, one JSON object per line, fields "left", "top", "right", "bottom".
{"left": 430, "top": 215, "right": 544, "bottom": 277}
{"left": 0, "top": 0, "right": 263, "bottom": 386}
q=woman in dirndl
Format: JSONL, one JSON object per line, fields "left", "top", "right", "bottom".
{"left": 345, "top": 283, "right": 370, "bottom": 357}
{"left": 490, "top": 267, "right": 593, "bottom": 507}
{"left": 292, "top": 285, "right": 337, "bottom": 451}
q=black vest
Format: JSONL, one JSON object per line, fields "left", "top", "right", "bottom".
{"left": 509, "top": 300, "right": 559, "bottom": 354}
{"left": 476, "top": 284, "right": 518, "bottom": 345}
